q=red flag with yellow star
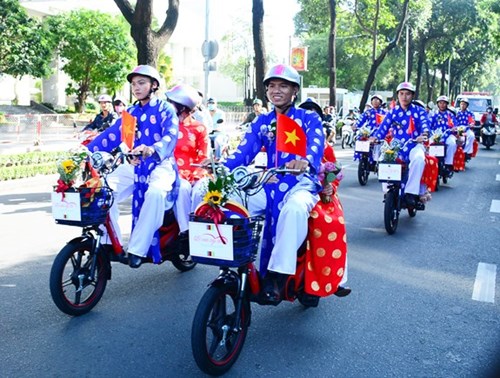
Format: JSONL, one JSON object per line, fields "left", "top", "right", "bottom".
{"left": 276, "top": 113, "right": 307, "bottom": 157}
{"left": 468, "top": 115, "right": 474, "bottom": 125}
{"left": 121, "top": 110, "right": 136, "bottom": 150}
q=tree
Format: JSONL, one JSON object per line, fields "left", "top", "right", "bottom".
{"left": 328, "top": 0, "right": 337, "bottom": 107}
{"left": 0, "top": 0, "right": 54, "bottom": 78}
{"left": 47, "top": 10, "right": 136, "bottom": 112}
{"left": 113, "top": 0, "right": 179, "bottom": 67}
{"left": 353, "top": 0, "right": 410, "bottom": 110}
{"left": 253, "top": 0, "right": 267, "bottom": 107}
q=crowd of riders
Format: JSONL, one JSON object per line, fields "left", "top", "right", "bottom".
{"left": 80, "top": 63, "right": 350, "bottom": 304}
{"left": 79, "top": 59, "right": 497, "bottom": 305}
{"left": 346, "top": 81, "right": 497, "bottom": 206}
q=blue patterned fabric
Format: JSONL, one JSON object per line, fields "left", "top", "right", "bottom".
{"left": 430, "top": 110, "right": 457, "bottom": 142}
{"left": 456, "top": 109, "right": 475, "bottom": 131}
{"left": 372, "top": 103, "right": 429, "bottom": 161}
{"left": 87, "top": 98, "right": 179, "bottom": 261}
{"left": 354, "top": 107, "right": 387, "bottom": 161}
{"left": 225, "top": 107, "right": 324, "bottom": 272}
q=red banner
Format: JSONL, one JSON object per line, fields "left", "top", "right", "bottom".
{"left": 290, "top": 47, "right": 308, "bottom": 71}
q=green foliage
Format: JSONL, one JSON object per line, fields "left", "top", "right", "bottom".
{"left": 45, "top": 9, "right": 136, "bottom": 107}
{"left": 295, "top": 0, "right": 499, "bottom": 98}
{"left": 0, "top": 151, "right": 68, "bottom": 181}
{"left": 0, "top": 0, "right": 55, "bottom": 78}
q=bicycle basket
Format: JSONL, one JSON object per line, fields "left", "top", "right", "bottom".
{"left": 188, "top": 215, "right": 263, "bottom": 267}
{"left": 52, "top": 186, "right": 113, "bottom": 227}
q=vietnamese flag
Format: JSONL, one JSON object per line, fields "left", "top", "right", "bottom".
{"left": 375, "top": 113, "right": 385, "bottom": 125}
{"left": 447, "top": 114, "right": 454, "bottom": 128}
{"left": 406, "top": 115, "right": 415, "bottom": 135}
{"left": 121, "top": 110, "right": 136, "bottom": 150}
{"left": 276, "top": 113, "right": 307, "bottom": 157}
{"left": 468, "top": 115, "right": 474, "bottom": 125}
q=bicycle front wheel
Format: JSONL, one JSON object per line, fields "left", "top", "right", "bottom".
{"left": 191, "top": 284, "right": 250, "bottom": 376}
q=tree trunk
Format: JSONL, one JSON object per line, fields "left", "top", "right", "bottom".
{"left": 114, "top": 0, "right": 179, "bottom": 67}
{"left": 414, "top": 38, "right": 427, "bottom": 99}
{"left": 359, "top": 0, "right": 410, "bottom": 110}
{"left": 440, "top": 63, "right": 446, "bottom": 96}
{"left": 253, "top": 0, "right": 267, "bottom": 107}
{"left": 328, "top": 0, "right": 337, "bottom": 108}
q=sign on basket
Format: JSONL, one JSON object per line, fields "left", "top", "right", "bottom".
{"left": 51, "top": 192, "right": 82, "bottom": 221}
{"left": 378, "top": 163, "right": 402, "bottom": 182}
{"left": 189, "top": 222, "right": 235, "bottom": 261}
{"left": 355, "top": 140, "right": 371, "bottom": 153}
{"left": 428, "top": 144, "right": 445, "bottom": 157}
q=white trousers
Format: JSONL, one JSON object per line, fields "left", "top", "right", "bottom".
{"left": 445, "top": 135, "right": 457, "bottom": 165}
{"left": 174, "top": 178, "right": 205, "bottom": 232}
{"left": 247, "top": 188, "right": 319, "bottom": 275}
{"left": 464, "top": 129, "right": 475, "bottom": 154}
{"left": 105, "top": 162, "right": 175, "bottom": 257}
{"left": 405, "top": 144, "right": 426, "bottom": 196}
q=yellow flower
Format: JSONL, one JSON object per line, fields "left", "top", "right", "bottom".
{"left": 204, "top": 190, "right": 223, "bottom": 205}
{"left": 61, "top": 160, "right": 77, "bottom": 174}
{"left": 386, "top": 150, "right": 394, "bottom": 155}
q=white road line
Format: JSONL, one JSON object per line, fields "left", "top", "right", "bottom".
{"left": 472, "top": 263, "right": 496, "bottom": 303}
{"left": 496, "top": 174, "right": 500, "bottom": 181}
{"left": 490, "top": 200, "right": 500, "bottom": 213}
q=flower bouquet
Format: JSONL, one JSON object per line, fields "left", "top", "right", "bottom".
{"left": 430, "top": 130, "right": 443, "bottom": 144}
{"left": 318, "top": 161, "right": 343, "bottom": 203}
{"left": 55, "top": 148, "right": 89, "bottom": 193}
{"left": 457, "top": 126, "right": 466, "bottom": 136}
{"left": 357, "top": 126, "right": 371, "bottom": 140}
{"left": 379, "top": 139, "right": 402, "bottom": 163}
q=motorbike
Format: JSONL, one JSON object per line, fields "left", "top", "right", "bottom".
{"left": 355, "top": 139, "right": 380, "bottom": 186}
{"left": 481, "top": 123, "right": 497, "bottom": 149}
{"left": 378, "top": 144, "right": 426, "bottom": 235}
{"left": 190, "top": 166, "right": 333, "bottom": 376}
{"left": 427, "top": 142, "right": 452, "bottom": 191}
{"left": 49, "top": 151, "right": 196, "bottom": 316}
{"left": 209, "top": 119, "right": 230, "bottom": 160}
{"left": 341, "top": 119, "right": 356, "bottom": 149}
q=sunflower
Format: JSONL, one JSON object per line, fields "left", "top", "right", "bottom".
{"left": 61, "top": 159, "right": 77, "bottom": 174}
{"left": 204, "top": 190, "right": 223, "bottom": 206}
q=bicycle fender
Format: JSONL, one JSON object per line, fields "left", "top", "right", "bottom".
{"left": 209, "top": 270, "right": 240, "bottom": 291}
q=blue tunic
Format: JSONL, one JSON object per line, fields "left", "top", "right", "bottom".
{"left": 225, "top": 107, "right": 324, "bottom": 272}
{"left": 354, "top": 107, "right": 387, "bottom": 161}
{"left": 430, "top": 110, "right": 457, "bottom": 142}
{"left": 372, "top": 103, "right": 429, "bottom": 161}
{"left": 87, "top": 98, "right": 179, "bottom": 261}
{"left": 456, "top": 109, "right": 475, "bottom": 132}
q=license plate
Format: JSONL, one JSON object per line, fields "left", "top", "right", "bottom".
{"left": 378, "top": 163, "right": 402, "bottom": 182}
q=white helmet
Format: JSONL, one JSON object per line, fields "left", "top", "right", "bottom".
{"left": 459, "top": 97, "right": 469, "bottom": 105}
{"left": 126, "top": 65, "right": 161, "bottom": 87}
{"left": 165, "top": 84, "right": 202, "bottom": 111}
{"left": 263, "top": 64, "right": 301, "bottom": 87}
{"left": 436, "top": 95, "right": 449, "bottom": 103}
{"left": 98, "top": 94, "right": 112, "bottom": 103}
{"left": 371, "top": 94, "right": 384, "bottom": 102}
{"left": 396, "top": 82, "right": 415, "bottom": 93}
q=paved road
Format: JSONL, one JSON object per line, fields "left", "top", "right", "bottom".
{"left": 1, "top": 145, "right": 500, "bottom": 377}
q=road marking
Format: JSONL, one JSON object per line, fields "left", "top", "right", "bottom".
{"left": 490, "top": 200, "right": 500, "bottom": 213}
{"left": 496, "top": 174, "right": 500, "bottom": 181}
{"left": 472, "top": 263, "right": 496, "bottom": 303}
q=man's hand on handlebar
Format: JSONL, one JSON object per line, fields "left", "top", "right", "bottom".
{"left": 129, "top": 144, "right": 154, "bottom": 166}
{"left": 285, "top": 159, "right": 309, "bottom": 175}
